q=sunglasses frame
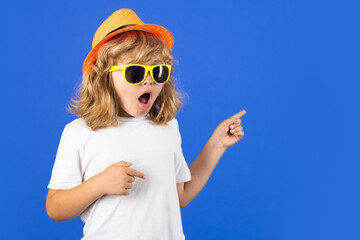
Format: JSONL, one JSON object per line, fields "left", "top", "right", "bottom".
{"left": 109, "top": 64, "right": 172, "bottom": 85}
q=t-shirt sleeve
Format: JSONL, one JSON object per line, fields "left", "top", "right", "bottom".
{"left": 174, "top": 119, "right": 192, "bottom": 183}
{"left": 47, "top": 124, "right": 83, "bottom": 190}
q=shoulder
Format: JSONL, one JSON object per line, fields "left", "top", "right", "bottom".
{"left": 165, "top": 117, "right": 183, "bottom": 142}
{"left": 166, "top": 117, "right": 180, "bottom": 129}
{"left": 62, "top": 118, "right": 93, "bottom": 140}
{"left": 66, "top": 118, "right": 91, "bottom": 129}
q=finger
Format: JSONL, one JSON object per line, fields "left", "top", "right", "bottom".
{"left": 226, "top": 110, "right": 246, "bottom": 125}
{"left": 229, "top": 121, "right": 241, "bottom": 129}
{"left": 127, "top": 175, "right": 135, "bottom": 183}
{"left": 230, "top": 125, "right": 243, "bottom": 134}
{"left": 236, "top": 131, "right": 245, "bottom": 136}
{"left": 125, "top": 182, "right": 133, "bottom": 190}
{"left": 126, "top": 168, "right": 146, "bottom": 179}
{"left": 233, "top": 110, "right": 246, "bottom": 119}
{"left": 115, "top": 161, "right": 132, "bottom": 167}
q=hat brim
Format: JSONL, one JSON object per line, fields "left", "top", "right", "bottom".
{"left": 82, "top": 24, "right": 174, "bottom": 75}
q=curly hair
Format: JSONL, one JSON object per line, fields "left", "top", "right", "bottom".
{"left": 67, "top": 31, "right": 187, "bottom": 131}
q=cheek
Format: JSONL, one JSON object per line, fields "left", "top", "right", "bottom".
{"left": 113, "top": 79, "right": 133, "bottom": 102}
{"left": 113, "top": 81, "right": 124, "bottom": 96}
{"left": 155, "top": 86, "right": 164, "bottom": 99}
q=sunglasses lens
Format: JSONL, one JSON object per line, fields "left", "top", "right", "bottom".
{"left": 125, "top": 66, "right": 145, "bottom": 84}
{"left": 153, "top": 66, "right": 170, "bottom": 84}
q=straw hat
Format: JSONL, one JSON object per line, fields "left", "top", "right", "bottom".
{"left": 82, "top": 8, "right": 174, "bottom": 75}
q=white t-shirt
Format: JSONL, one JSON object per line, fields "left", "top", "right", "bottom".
{"left": 47, "top": 114, "right": 192, "bottom": 240}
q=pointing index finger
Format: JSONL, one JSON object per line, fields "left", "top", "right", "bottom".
{"left": 126, "top": 167, "right": 146, "bottom": 179}
{"left": 233, "top": 110, "right": 246, "bottom": 119}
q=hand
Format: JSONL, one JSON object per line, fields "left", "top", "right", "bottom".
{"left": 211, "top": 110, "right": 246, "bottom": 149}
{"left": 97, "top": 161, "right": 146, "bottom": 196}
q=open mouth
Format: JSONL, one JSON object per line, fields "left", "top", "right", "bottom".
{"left": 138, "top": 93, "right": 151, "bottom": 105}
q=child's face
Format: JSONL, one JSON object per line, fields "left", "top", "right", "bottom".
{"left": 111, "top": 56, "right": 165, "bottom": 117}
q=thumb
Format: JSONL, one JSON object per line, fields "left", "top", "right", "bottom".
{"left": 116, "top": 161, "right": 132, "bottom": 166}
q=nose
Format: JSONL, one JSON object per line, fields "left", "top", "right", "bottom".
{"left": 142, "top": 71, "right": 153, "bottom": 85}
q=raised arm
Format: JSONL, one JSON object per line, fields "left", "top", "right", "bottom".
{"left": 179, "top": 110, "right": 246, "bottom": 207}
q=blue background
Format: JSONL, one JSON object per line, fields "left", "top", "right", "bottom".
{"left": 2, "top": 0, "right": 359, "bottom": 239}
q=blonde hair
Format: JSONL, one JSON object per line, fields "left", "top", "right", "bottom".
{"left": 67, "top": 31, "right": 187, "bottom": 131}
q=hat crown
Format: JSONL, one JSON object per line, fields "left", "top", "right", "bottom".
{"left": 83, "top": 8, "right": 174, "bottom": 75}
{"left": 92, "top": 9, "right": 144, "bottom": 48}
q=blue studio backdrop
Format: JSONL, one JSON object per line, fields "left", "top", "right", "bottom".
{"left": 2, "top": 0, "right": 359, "bottom": 239}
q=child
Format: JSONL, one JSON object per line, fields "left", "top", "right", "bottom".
{"left": 46, "top": 8, "right": 246, "bottom": 240}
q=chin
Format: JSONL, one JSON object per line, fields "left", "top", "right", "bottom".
{"left": 134, "top": 111, "right": 149, "bottom": 117}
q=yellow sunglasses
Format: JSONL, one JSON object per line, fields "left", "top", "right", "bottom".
{"left": 109, "top": 64, "right": 172, "bottom": 85}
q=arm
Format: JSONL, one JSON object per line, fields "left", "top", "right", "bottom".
{"left": 46, "top": 174, "right": 105, "bottom": 221}
{"left": 179, "top": 136, "right": 227, "bottom": 208}
{"left": 178, "top": 110, "right": 246, "bottom": 207}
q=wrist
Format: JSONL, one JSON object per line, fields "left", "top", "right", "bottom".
{"left": 209, "top": 135, "right": 228, "bottom": 153}
{"left": 88, "top": 172, "right": 106, "bottom": 197}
